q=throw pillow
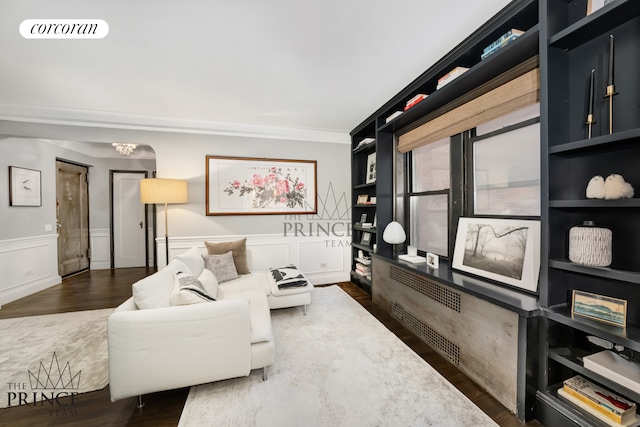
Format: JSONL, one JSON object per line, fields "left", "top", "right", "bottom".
{"left": 203, "top": 251, "right": 239, "bottom": 283}
{"left": 174, "top": 246, "right": 205, "bottom": 277}
{"left": 204, "top": 238, "right": 250, "bottom": 275}
{"left": 170, "top": 270, "right": 216, "bottom": 306}
{"left": 132, "top": 266, "right": 175, "bottom": 309}
{"left": 198, "top": 267, "right": 219, "bottom": 298}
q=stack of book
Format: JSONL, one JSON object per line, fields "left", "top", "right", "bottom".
{"left": 355, "top": 261, "right": 371, "bottom": 279}
{"left": 558, "top": 375, "right": 638, "bottom": 426}
{"left": 353, "top": 138, "right": 375, "bottom": 151}
{"left": 481, "top": 28, "right": 524, "bottom": 60}
{"left": 386, "top": 111, "right": 403, "bottom": 123}
{"left": 436, "top": 66, "right": 469, "bottom": 90}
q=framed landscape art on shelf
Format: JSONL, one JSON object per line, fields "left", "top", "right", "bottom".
{"left": 452, "top": 217, "right": 540, "bottom": 293}
{"left": 206, "top": 156, "right": 317, "bottom": 215}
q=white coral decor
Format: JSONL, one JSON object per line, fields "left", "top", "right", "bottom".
{"left": 586, "top": 175, "right": 605, "bottom": 199}
{"left": 604, "top": 174, "right": 634, "bottom": 200}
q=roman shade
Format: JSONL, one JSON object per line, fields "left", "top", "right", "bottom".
{"left": 397, "top": 67, "right": 540, "bottom": 153}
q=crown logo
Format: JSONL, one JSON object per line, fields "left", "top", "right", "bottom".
{"left": 28, "top": 352, "right": 81, "bottom": 390}
{"left": 304, "top": 182, "right": 351, "bottom": 220}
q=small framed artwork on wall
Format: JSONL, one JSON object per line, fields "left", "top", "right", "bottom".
{"left": 9, "top": 166, "right": 41, "bottom": 207}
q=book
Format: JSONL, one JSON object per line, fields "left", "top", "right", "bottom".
{"left": 398, "top": 254, "right": 427, "bottom": 264}
{"left": 386, "top": 111, "right": 403, "bottom": 122}
{"left": 354, "top": 138, "right": 375, "bottom": 151}
{"left": 436, "top": 66, "right": 469, "bottom": 90}
{"left": 558, "top": 389, "right": 640, "bottom": 427}
{"left": 355, "top": 257, "right": 371, "bottom": 265}
{"left": 482, "top": 29, "right": 524, "bottom": 54}
{"left": 404, "top": 94, "right": 428, "bottom": 111}
{"left": 583, "top": 351, "right": 640, "bottom": 395}
{"left": 480, "top": 34, "right": 522, "bottom": 60}
{"left": 562, "top": 376, "right": 637, "bottom": 425}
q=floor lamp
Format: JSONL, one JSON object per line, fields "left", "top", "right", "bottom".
{"left": 140, "top": 178, "right": 188, "bottom": 267}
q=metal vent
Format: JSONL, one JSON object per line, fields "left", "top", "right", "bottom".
{"left": 389, "top": 266, "right": 461, "bottom": 312}
{"left": 391, "top": 302, "right": 460, "bottom": 366}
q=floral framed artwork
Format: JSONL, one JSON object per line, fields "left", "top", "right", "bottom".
{"left": 206, "top": 156, "right": 317, "bottom": 216}
{"left": 452, "top": 217, "right": 540, "bottom": 293}
{"left": 9, "top": 166, "right": 41, "bottom": 207}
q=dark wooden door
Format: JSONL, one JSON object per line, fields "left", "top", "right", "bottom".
{"left": 56, "top": 160, "right": 90, "bottom": 276}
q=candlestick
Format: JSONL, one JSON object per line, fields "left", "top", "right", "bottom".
{"left": 586, "top": 68, "right": 596, "bottom": 139}
{"left": 608, "top": 35, "right": 614, "bottom": 86}
{"left": 604, "top": 34, "right": 618, "bottom": 134}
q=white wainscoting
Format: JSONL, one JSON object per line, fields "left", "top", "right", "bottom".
{"left": 160, "top": 234, "right": 351, "bottom": 285}
{"left": 89, "top": 228, "right": 111, "bottom": 270}
{"left": 0, "top": 234, "right": 61, "bottom": 307}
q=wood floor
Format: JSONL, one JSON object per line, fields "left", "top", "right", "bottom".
{"left": 0, "top": 269, "right": 544, "bottom": 427}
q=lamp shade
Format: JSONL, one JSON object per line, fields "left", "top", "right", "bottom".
{"left": 382, "top": 221, "right": 406, "bottom": 244}
{"left": 140, "top": 178, "right": 188, "bottom": 204}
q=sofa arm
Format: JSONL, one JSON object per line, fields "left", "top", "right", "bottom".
{"left": 108, "top": 298, "right": 251, "bottom": 402}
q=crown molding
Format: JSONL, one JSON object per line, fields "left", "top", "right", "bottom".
{"left": 0, "top": 103, "right": 350, "bottom": 144}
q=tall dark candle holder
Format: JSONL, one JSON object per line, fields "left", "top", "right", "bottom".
{"left": 585, "top": 68, "right": 596, "bottom": 139}
{"left": 604, "top": 34, "right": 618, "bottom": 135}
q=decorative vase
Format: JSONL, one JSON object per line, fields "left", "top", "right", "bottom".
{"left": 568, "top": 220, "right": 612, "bottom": 267}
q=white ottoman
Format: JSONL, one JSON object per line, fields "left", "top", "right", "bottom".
{"left": 267, "top": 266, "right": 313, "bottom": 313}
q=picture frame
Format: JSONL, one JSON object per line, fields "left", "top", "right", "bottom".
{"left": 369, "top": 196, "right": 377, "bottom": 204}
{"left": 360, "top": 213, "right": 367, "bottom": 223}
{"left": 452, "top": 217, "right": 540, "bottom": 293}
{"left": 206, "top": 156, "right": 317, "bottom": 215}
{"left": 9, "top": 166, "right": 41, "bottom": 207}
{"left": 357, "top": 194, "right": 369, "bottom": 205}
{"left": 360, "top": 231, "right": 372, "bottom": 246}
{"left": 426, "top": 253, "right": 439, "bottom": 269}
{"left": 572, "top": 290, "right": 627, "bottom": 328}
{"left": 365, "top": 152, "right": 376, "bottom": 184}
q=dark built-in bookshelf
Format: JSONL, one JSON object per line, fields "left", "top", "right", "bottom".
{"left": 350, "top": 0, "right": 640, "bottom": 424}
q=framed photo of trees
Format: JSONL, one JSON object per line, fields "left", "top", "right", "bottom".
{"left": 452, "top": 217, "right": 540, "bottom": 293}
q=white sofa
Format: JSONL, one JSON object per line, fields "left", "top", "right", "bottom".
{"left": 108, "top": 248, "right": 275, "bottom": 403}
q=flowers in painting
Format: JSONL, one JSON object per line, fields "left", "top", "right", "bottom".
{"left": 224, "top": 166, "right": 307, "bottom": 209}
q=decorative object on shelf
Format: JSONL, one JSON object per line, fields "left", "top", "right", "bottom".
{"left": 572, "top": 290, "right": 627, "bottom": 328}
{"left": 586, "top": 174, "right": 634, "bottom": 199}
{"left": 407, "top": 245, "right": 417, "bottom": 256}
{"left": 604, "top": 173, "right": 634, "bottom": 199}
{"left": 481, "top": 28, "right": 524, "bottom": 61}
{"left": 426, "top": 253, "right": 439, "bottom": 269}
{"left": 357, "top": 194, "right": 369, "bottom": 205}
{"left": 112, "top": 142, "right": 138, "bottom": 156}
{"left": 8, "top": 166, "right": 41, "bottom": 207}
{"left": 452, "top": 217, "right": 540, "bottom": 293}
{"left": 398, "top": 254, "right": 427, "bottom": 264}
{"left": 360, "top": 231, "right": 372, "bottom": 246}
{"left": 360, "top": 213, "right": 367, "bottom": 224}
{"left": 140, "top": 177, "right": 188, "bottom": 265}
{"left": 604, "top": 34, "right": 618, "bottom": 135}
{"left": 205, "top": 156, "right": 317, "bottom": 216}
{"left": 585, "top": 68, "right": 596, "bottom": 139}
{"left": 365, "top": 152, "right": 376, "bottom": 184}
{"left": 386, "top": 111, "right": 403, "bottom": 123}
{"left": 568, "top": 220, "right": 612, "bottom": 267}
{"left": 585, "top": 175, "right": 606, "bottom": 199}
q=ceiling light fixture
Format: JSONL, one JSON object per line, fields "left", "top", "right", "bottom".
{"left": 112, "top": 142, "right": 138, "bottom": 156}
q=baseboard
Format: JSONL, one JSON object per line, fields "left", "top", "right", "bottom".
{"left": 0, "top": 275, "right": 61, "bottom": 308}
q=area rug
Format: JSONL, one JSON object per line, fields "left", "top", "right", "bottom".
{"left": 0, "top": 308, "right": 113, "bottom": 408}
{"left": 178, "top": 286, "right": 498, "bottom": 427}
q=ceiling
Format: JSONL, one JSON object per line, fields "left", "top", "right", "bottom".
{"left": 0, "top": 0, "right": 512, "bottom": 143}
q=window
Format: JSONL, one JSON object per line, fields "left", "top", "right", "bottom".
{"left": 471, "top": 120, "right": 540, "bottom": 216}
{"left": 407, "top": 137, "right": 450, "bottom": 257}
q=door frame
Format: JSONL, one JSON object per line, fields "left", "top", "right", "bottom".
{"left": 109, "top": 170, "right": 156, "bottom": 268}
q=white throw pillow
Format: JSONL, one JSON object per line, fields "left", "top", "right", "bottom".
{"left": 132, "top": 266, "right": 175, "bottom": 309}
{"left": 198, "top": 268, "right": 219, "bottom": 299}
{"left": 170, "top": 270, "right": 216, "bottom": 306}
{"left": 174, "top": 247, "right": 205, "bottom": 277}
{"left": 203, "top": 251, "right": 239, "bottom": 283}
